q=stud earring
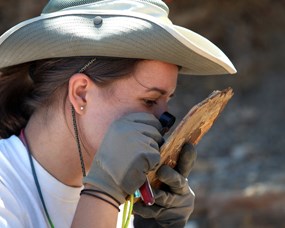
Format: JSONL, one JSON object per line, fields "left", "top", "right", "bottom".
{"left": 80, "top": 106, "right": 84, "bottom": 111}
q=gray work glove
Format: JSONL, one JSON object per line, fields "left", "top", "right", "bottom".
{"left": 133, "top": 143, "right": 197, "bottom": 228}
{"left": 83, "top": 112, "right": 163, "bottom": 204}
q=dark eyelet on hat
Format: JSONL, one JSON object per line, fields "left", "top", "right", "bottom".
{"left": 93, "top": 16, "right": 103, "bottom": 26}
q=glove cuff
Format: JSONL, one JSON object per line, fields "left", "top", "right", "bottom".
{"left": 83, "top": 160, "right": 127, "bottom": 204}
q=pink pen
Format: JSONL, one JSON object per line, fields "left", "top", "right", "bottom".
{"left": 139, "top": 177, "right": 155, "bottom": 206}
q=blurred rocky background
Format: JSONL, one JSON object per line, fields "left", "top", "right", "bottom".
{"left": 0, "top": 0, "right": 284, "bottom": 227}
{"left": 166, "top": 1, "right": 285, "bottom": 227}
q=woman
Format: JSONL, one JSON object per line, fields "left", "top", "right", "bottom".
{"left": 0, "top": 0, "right": 236, "bottom": 227}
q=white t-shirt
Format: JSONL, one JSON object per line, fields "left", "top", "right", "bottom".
{"left": 0, "top": 135, "right": 131, "bottom": 228}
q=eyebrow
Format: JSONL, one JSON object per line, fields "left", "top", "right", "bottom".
{"left": 145, "top": 87, "right": 175, "bottom": 97}
{"left": 134, "top": 76, "right": 175, "bottom": 97}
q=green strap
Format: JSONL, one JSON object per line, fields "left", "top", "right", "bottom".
{"left": 122, "top": 194, "right": 134, "bottom": 228}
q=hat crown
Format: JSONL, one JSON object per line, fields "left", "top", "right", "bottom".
{"left": 0, "top": 0, "right": 236, "bottom": 74}
{"left": 42, "top": 0, "right": 169, "bottom": 14}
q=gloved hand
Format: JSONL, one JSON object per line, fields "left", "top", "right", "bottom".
{"left": 133, "top": 143, "right": 197, "bottom": 228}
{"left": 83, "top": 112, "right": 163, "bottom": 204}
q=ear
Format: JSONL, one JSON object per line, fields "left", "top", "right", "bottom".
{"left": 68, "top": 73, "right": 93, "bottom": 114}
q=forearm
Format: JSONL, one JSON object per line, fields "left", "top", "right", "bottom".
{"left": 72, "top": 193, "right": 119, "bottom": 227}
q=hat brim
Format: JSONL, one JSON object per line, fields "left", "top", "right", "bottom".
{"left": 0, "top": 10, "right": 236, "bottom": 75}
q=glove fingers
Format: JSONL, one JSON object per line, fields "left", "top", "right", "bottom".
{"left": 86, "top": 112, "right": 163, "bottom": 202}
{"left": 152, "top": 188, "right": 174, "bottom": 208}
{"left": 156, "top": 165, "right": 190, "bottom": 195}
{"left": 133, "top": 122, "right": 164, "bottom": 148}
{"left": 133, "top": 201, "right": 163, "bottom": 218}
{"left": 123, "top": 113, "right": 164, "bottom": 147}
{"left": 124, "top": 112, "right": 162, "bottom": 131}
{"left": 176, "top": 143, "right": 197, "bottom": 178}
{"left": 152, "top": 187, "right": 195, "bottom": 208}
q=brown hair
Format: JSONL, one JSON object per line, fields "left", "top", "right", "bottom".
{"left": 0, "top": 57, "right": 140, "bottom": 138}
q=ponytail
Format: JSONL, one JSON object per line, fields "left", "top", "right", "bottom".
{"left": 0, "top": 63, "right": 34, "bottom": 138}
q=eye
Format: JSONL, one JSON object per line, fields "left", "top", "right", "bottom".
{"left": 143, "top": 99, "right": 157, "bottom": 107}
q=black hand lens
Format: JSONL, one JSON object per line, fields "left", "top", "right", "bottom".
{"left": 159, "top": 112, "right": 176, "bottom": 136}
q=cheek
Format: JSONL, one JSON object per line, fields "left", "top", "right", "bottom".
{"left": 80, "top": 98, "right": 131, "bottom": 149}
{"left": 85, "top": 103, "right": 119, "bottom": 132}
{"left": 78, "top": 110, "right": 115, "bottom": 157}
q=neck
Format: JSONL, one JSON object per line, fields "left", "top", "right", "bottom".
{"left": 24, "top": 107, "right": 87, "bottom": 187}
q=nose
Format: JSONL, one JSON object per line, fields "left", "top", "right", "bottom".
{"left": 153, "top": 102, "right": 168, "bottom": 119}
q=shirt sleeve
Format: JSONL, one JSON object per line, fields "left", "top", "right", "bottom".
{"left": 0, "top": 182, "right": 25, "bottom": 228}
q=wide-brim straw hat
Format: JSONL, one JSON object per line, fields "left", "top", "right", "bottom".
{"left": 0, "top": 0, "right": 236, "bottom": 75}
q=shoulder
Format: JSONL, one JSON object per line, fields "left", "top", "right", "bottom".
{"left": 0, "top": 135, "right": 24, "bottom": 156}
{"left": 0, "top": 136, "right": 45, "bottom": 227}
{"left": 0, "top": 135, "right": 28, "bottom": 172}
{"left": 0, "top": 136, "right": 31, "bottom": 227}
{"left": 0, "top": 181, "right": 26, "bottom": 227}
{"left": 0, "top": 135, "right": 29, "bottom": 186}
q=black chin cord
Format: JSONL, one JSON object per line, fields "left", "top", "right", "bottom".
{"left": 71, "top": 105, "right": 86, "bottom": 177}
